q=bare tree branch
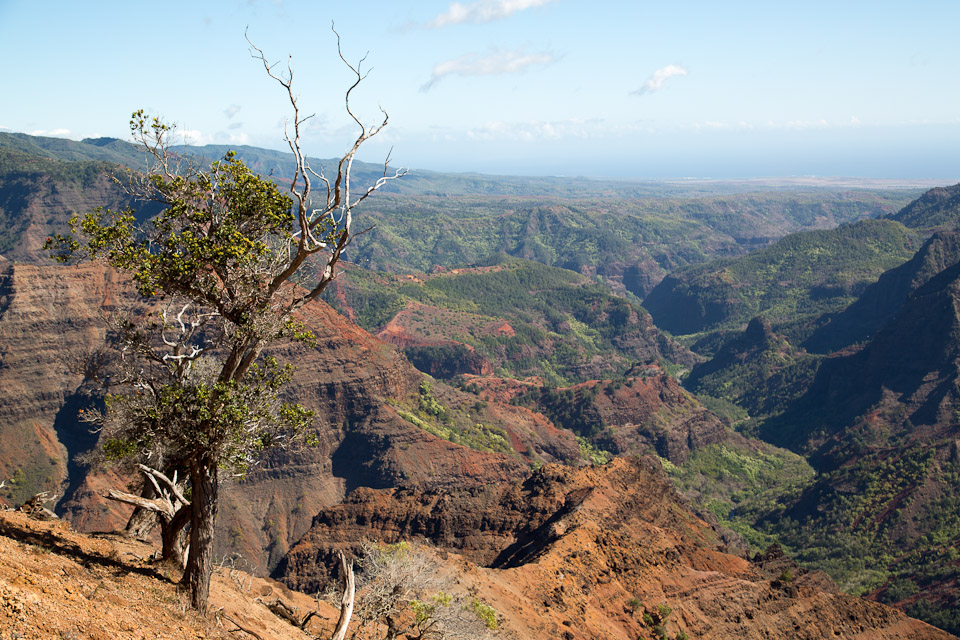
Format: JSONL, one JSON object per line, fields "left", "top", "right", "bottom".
{"left": 331, "top": 551, "right": 356, "bottom": 640}
{"left": 137, "top": 464, "right": 191, "bottom": 507}
{"left": 104, "top": 489, "right": 176, "bottom": 519}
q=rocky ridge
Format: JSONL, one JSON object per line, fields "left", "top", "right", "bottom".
{"left": 278, "top": 457, "right": 953, "bottom": 639}
{"left": 804, "top": 229, "right": 960, "bottom": 353}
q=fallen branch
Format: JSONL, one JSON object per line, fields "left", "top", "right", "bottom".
{"left": 105, "top": 489, "right": 176, "bottom": 519}
{"left": 264, "top": 598, "right": 301, "bottom": 626}
{"left": 20, "top": 492, "right": 59, "bottom": 521}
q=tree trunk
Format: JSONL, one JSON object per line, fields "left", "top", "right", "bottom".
{"left": 163, "top": 505, "right": 191, "bottom": 568}
{"left": 181, "top": 455, "right": 219, "bottom": 612}
{"left": 123, "top": 479, "right": 160, "bottom": 540}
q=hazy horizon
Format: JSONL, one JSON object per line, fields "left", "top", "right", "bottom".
{"left": 3, "top": 1, "right": 959, "bottom": 182}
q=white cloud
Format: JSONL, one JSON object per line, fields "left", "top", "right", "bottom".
{"left": 428, "top": 0, "right": 554, "bottom": 27}
{"left": 783, "top": 119, "right": 831, "bottom": 130}
{"left": 225, "top": 104, "right": 241, "bottom": 119}
{"left": 421, "top": 49, "right": 555, "bottom": 91}
{"left": 633, "top": 64, "right": 688, "bottom": 96}
{"left": 28, "top": 128, "right": 74, "bottom": 138}
{"left": 225, "top": 132, "right": 250, "bottom": 145}
{"left": 181, "top": 129, "right": 213, "bottom": 145}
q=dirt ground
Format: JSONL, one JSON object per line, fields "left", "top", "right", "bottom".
{"left": 0, "top": 509, "right": 334, "bottom": 640}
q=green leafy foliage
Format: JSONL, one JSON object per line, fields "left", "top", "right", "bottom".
{"left": 468, "top": 599, "right": 499, "bottom": 630}
{"left": 102, "top": 357, "right": 313, "bottom": 477}
{"left": 46, "top": 142, "right": 320, "bottom": 477}
{"left": 888, "top": 182, "right": 960, "bottom": 230}
{"left": 512, "top": 384, "right": 602, "bottom": 437}
{"left": 42, "top": 104, "right": 378, "bottom": 611}
{"left": 0, "top": 146, "right": 161, "bottom": 259}
{"left": 731, "top": 443, "right": 960, "bottom": 635}
{"left": 685, "top": 319, "right": 823, "bottom": 419}
{"left": 48, "top": 149, "right": 308, "bottom": 309}
{"left": 639, "top": 601, "right": 677, "bottom": 640}
{"left": 576, "top": 435, "right": 612, "bottom": 465}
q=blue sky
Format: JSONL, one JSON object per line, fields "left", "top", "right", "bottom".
{"left": 2, "top": 0, "right": 959, "bottom": 179}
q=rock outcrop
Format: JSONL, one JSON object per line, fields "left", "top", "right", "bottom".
{"left": 0, "top": 263, "right": 133, "bottom": 508}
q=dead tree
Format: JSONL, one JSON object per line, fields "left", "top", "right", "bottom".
{"left": 262, "top": 552, "right": 354, "bottom": 637}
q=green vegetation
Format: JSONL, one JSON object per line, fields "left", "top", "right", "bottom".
{"left": 349, "top": 191, "right": 917, "bottom": 288}
{"left": 577, "top": 436, "right": 613, "bottom": 466}
{"left": 0, "top": 148, "right": 117, "bottom": 186}
{"left": 638, "top": 601, "right": 679, "bottom": 640}
{"left": 644, "top": 219, "right": 920, "bottom": 346}
{"left": 328, "top": 256, "right": 688, "bottom": 384}
{"left": 7, "top": 129, "right": 959, "bottom": 634}
{"left": 685, "top": 319, "right": 823, "bottom": 419}
{"left": 512, "top": 384, "right": 602, "bottom": 436}
{"left": 661, "top": 443, "right": 815, "bottom": 550}
{"left": 0, "top": 133, "right": 142, "bottom": 167}
{"left": 42, "top": 90, "right": 394, "bottom": 612}
{"left": 888, "top": 182, "right": 960, "bottom": 230}
{"left": 396, "top": 381, "right": 515, "bottom": 456}
{"left": 692, "top": 394, "right": 748, "bottom": 425}
{"left": 0, "top": 148, "right": 137, "bottom": 257}
{"left": 0, "top": 448, "right": 64, "bottom": 507}
{"left": 721, "top": 443, "right": 960, "bottom": 634}
{"left": 908, "top": 599, "right": 960, "bottom": 637}
{"left": 468, "top": 599, "right": 499, "bottom": 630}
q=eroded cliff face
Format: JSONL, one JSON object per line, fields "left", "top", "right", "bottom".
{"left": 0, "top": 164, "right": 168, "bottom": 264}
{"left": 0, "top": 263, "right": 577, "bottom": 575}
{"left": 464, "top": 369, "right": 729, "bottom": 465}
{"left": 0, "top": 263, "right": 132, "bottom": 508}
{"left": 576, "top": 373, "right": 728, "bottom": 464}
{"left": 278, "top": 457, "right": 953, "bottom": 640}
